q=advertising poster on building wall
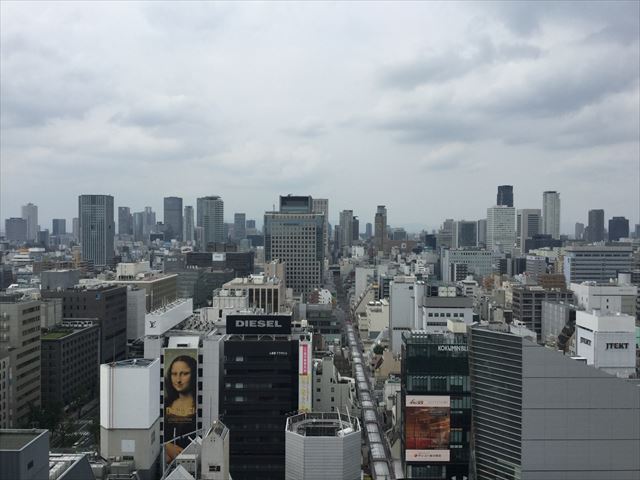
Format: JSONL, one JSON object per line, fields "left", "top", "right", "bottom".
{"left": 164, "top": 348, "right": 198, "bottom": 464}
{"left": 298, "top": 340, "right": 312, "bottom": 412}
{"left": 405, "top": 395, "right": 451, "bottom": 462}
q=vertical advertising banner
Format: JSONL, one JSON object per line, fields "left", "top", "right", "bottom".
{"left": 298, "top": 340, "right": 312, "bottom": 412}
{"left": 405, "top": 395, "right": 450, "bottom": 462}
{"left": 164, "top": 348, "right": 198, "bottom": 464}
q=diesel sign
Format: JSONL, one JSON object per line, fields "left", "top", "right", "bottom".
{"left": 227, "top": 314, "right": 292, "bottom": 334}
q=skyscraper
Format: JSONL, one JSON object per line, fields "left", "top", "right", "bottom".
{"left": 264, "top": 195, "right": 324, "bottom": 297}
{"left": 486, "top": 206, "right": 516, "bottom": 254}
{"left": 608, "top": 216, "right": 629, "bottom": 241}
{"left": 52, "top": 219, "right": 66, "bottom": 236}
{"left": 183, "top": 205, "right": 194, "bottom": 242}
{"left": 575, "top": 222, "right": 585, "bottom": 240}
{"left": 365, "top": 222, "right": 373, "bottom": 239}
{"left": 197, "top": 196, "right": 224, "bottom": 247}
{"left": 542, "top": 191, "right": 560, "bottom": 239}
{"left": 21, "top": 202, "right": 38, "bottom": 242}
{"left": 234, "top": 213, "right": 246, "bottom": 241}
{"left": 516, "top": 209, "right": 541, "bottom": 251}
{"left": 117, "top": 207, "right": 132, "bottom": 235}
{"left": 78, "top": 194, "right": 115, "bottom": 268}
{"left": 339, "top": 209, "right": 354, "bottom": 252}
{"left": 587, "top": 209, "right": 605, "bottom": 242}
{"left": 374, "top": 205, "right": 387, "bottom": 254}
{"left": 453, "top": 220, "right": 477, "bottom": 248}
{"left": 477, "top": 219, "right": 487, "bottom": 247}
{"left": 496, "top": 185, "right": 514, "bottom": 207}
{"left": 163, "top": 196, "right": 183, "bottom": 241}
{"left": 311, "top": 198, "right": 329, "bottom": 258}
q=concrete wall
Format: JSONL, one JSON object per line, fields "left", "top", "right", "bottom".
{"left": 100, "top": 417, "right": 161, "bottom": 470}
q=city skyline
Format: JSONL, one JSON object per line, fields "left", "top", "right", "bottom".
{"left": 1, "top": 2, "right": 638, "bottom": 231}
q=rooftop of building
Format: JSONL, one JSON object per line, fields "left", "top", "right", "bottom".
{"left": 49, "top": 453, "right": 90, "bottom": 480}
{"left": 0, "top": 429, "right": 47, "bottom": 451}
{"left": 286, "top": 412, "right": 360, "bottom": 436}
{"left": 105, "top": 358, "right": 157, "bottom": 368}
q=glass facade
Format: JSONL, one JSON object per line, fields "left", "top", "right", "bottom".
{"left": 401, "top": 331, "right": 471, "bottom": 479}
{"left": 469, "top": 326, "right": 523, "bottom": 480}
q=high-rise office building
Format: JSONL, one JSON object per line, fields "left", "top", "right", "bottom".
{"left": 469, "top": 324, "right": 640, "bottom": 480}
{"left": 496, "top": 185, "right": 513, "bottom": 207}
{"left": 163, "top": 196, "right": 183, "bottom": 241}
{"left": 43, "top": 284, "right": 128, "bottom": 364}
{"left": 78, "top": 194, "right": 115, "bottom": 268}
{"left": 542, "top": 191, "right": 560, "bottom": 239}
{"left": 374, "top": 205, "right": 387, "bottom": 254}
{"left": 234, "top": 213, "right": 246, "bottom": 241}
{"left": 486, "top": 206, "right": 516, "bottom": 254}
{"left": 72, "top": 217, "right": 79, "bottom": 241}
{"left": 352, "top": 216, "right": 359, "bottom": 242}
{"left": 133, "top": 211, "right": 144, "bottom": 242}
{"left": 183, "top": 205, "right": 194, "bottom": 242}
{"left": 51, "top": 218, "right": 66, "bottom": 236}
{"left": 339, "top": 210, "right": 354, "bottom": 252}
{"left": 117, "top": 207, "right": 132, "bottom": 236}
{"left": 197, "top": 196, "right": 224, "bottom": 247}
{"left": 476, "top": 219, "right": 487, "bottom": 247}
{"left": 4, "top": 218, "right": 27, "bottom": 243}
{"left": 608, "top": 216, "right": 629, "bottom": 241}
{"left": 401, "top": 330, "right": 470, "bottom": 479}
{"left": 453, "top": 220, "right": 477, "bottom": 248}
{"left": 365, "top": 222, "right": 373, "bottom": 239}
{"left": 563, "top": 245, "right": 633, "bottom": 284}
{"left": 311, "top": 198, "right": 329, "bottom": 258}
{"left": 587, "top": 209, "right": 605, "bottom": 242}
{"left": 516, "top": 209, "right": 541, "bottom": 251}
{"left": 221, "top": 314, "right": 311, "bottom": 480}
{"left": 21, "top": 202, "right": 38, "bottom": 242}
{"left": 0, "top": 293, "right": 42, "bottom": 428}
{"left": 575, "top": 222, "right": 585, "bottom": 240}
{"left": 264, "top": 195, "right": 324, "bottom": 297}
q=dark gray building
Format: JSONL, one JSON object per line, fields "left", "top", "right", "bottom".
{"left": 469, "top": 324, "right": 640, "bottom": 480}
{"left": 163, "top": 196, "right": 183, "bottom": 241}
{"left": 587, "top": 209, "right": 605, "bottom": 242}
{"left": 5, "top": 218, "right": 27, "bottom": 243}
{"left": 42, "top": 284, "right": 127, "bottom": 363}
{"left": 608, "top": 216, "right": 629, "bottom": 241}
{"left": 497, "top": 185, "right": 514, "bottom": 207}
{"left": 78, "top": 194, "right": 115, "bottom": 269}
{"left": 117, "top": 206, "right": 132, "bottom": 236}
{"left": 41, "top": 323, "right": 100, "bottom": 408}
{"left": 511, "top": 286, "right": 573, "bottom": 339}
{"left": 197, "top": 195, "right": 224, "bottom": 246}
{"left": 234, "top": 212, "right": 246, "bottom": 241}
{"left": 0, "top": 430, "right": 49, "bottom": 480}
{"left": 40, "top": 269, "right": 81, "bottom": 291}
{"left": 52, "top": 219, "right": 66, "bottom": 236}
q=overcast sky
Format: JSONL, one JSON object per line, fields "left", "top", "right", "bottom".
{"left": 1, "top": 1, "right": 639, "bottom": 233}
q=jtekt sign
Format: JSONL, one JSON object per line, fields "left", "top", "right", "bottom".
{"left": 227, "top": 314, "right": 292, "bottom": 334}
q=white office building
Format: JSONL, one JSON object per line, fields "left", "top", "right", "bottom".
{"left": 486, "top": 206, "right": 516, "bottom": 254}
{"left": 563, "top": 245, "right": 634, "bottom": 284}
{"left": 570, "top": 277, "right": 637, "bottom": 317}
{"left": 575, "top": 310, "right": 636, "bottom": 378}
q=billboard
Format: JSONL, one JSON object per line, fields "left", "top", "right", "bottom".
{"left": 298, "top": 339, "right": 312, "bottom": 412}
{"left": 226, "top": 314, "right": 292, "bottom": 335}
{"left": 164, "top": 348, "right": 198, "bottom": 464}
{"left": 405, "top": 395, "right": 450, "bottom": 462}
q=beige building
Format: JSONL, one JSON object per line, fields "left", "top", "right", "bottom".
{"left": 110, "top": 272, "right": 178, "bottom": 313}
{"left": 0, "top": 293, "right": 41, "bottom": 427}
{"left": 222, "top": 271, "right": 288, "bottom": 314}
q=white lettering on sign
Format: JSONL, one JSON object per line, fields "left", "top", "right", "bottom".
{"left": 437, "top": 345, "right": 468, "bottom": 352}
{"left": 605, "top": 343, "right": 628, "bottom": 350}
{"left": 268, "top": 351, "right": 288, "bottom": 356}
{"left": 235, "top": 320, "right": 283, "bottom": 328}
